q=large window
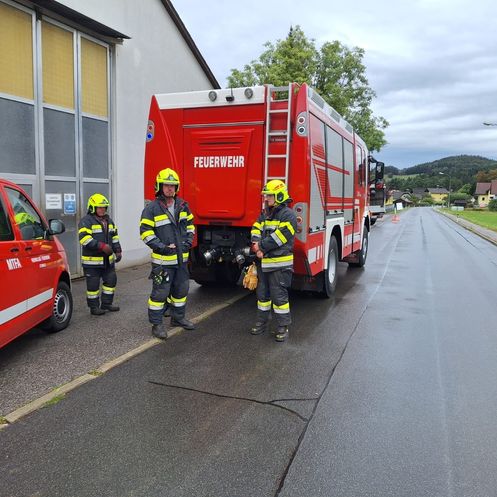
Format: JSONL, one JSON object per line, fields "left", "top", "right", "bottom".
{"left": 0, "top": 1, "right": 111, "bottom": 275}
{"left": 0, "top": 3, "right": 35, "bottom": 175}
{"left": 0, "top": 2, "right": 33, "bottom": 99}
{"left": 42, "top": 20, "right": 76, "bottom": 178}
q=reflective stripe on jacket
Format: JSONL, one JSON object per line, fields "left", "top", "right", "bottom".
{"left": 139, "top": 196, "right": 195, "bottom": 267}
{"left": 251, "top": 203, "right": 297, "bottom": 272}
{"left": 78, "top": 213, "right": 121, "bottom": 268}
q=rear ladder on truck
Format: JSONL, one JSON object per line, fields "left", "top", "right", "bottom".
{"left": 264, "top": 84, "right": 292, "bottom": 186}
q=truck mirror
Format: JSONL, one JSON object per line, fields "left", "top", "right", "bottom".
{"left": 376, "top": 162, "right": 385, "bottom": 180}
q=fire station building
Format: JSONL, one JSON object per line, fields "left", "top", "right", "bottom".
{"left": 0, "top": 0, "right": 219, "bottom": 275}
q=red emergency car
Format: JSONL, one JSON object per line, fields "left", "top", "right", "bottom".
{"left": 0, "top": 179, "right": 73, "bottom": 348}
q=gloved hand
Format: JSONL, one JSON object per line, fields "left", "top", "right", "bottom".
{"left": 242, "top": 263, "right": 258, "bottom": 291}
{"left": 99, "top": 242, "right": 113, "bottom": 255}
{"left": 158, "top": 244, "right": 175, "bottom": 255}
{"left": 115, "top": 251, "right": 122, "bottom": 263}
{"left": 182, "top": 241, "right": 192, "bottom": 252}
{"left": 149, "top": 265, "right": 166, "bottom": 285}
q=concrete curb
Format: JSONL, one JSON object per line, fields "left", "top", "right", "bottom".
{"left": 0, "top": 292, "right": 248, "bottom": 429}
{"left": 436, "top": 209, "right": 497, "bottom": 247}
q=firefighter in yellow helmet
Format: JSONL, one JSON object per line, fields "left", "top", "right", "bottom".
{"left": 14, "top": 210, "right": 44, "bottom": 239}
{"left": 250, "top": 179, "right": 297, "bottom": 342}
{"left": 78, "top": 194, "right": 122, "bottom": 315}
{"left": 139, "top": 168, "right": 196, "bottom": 339}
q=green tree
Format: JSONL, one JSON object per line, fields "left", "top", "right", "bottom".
{"left": 488, "top": 199, "right": 497, "bottom": 211}
{"left": 419, "top": 195, "right": 435, "bottom": 206}
{"left": 458, "top": 183, "right": 473, "bottom": 195}
{"left": 476, "top": 169, "right": 497, "bottom": 182}
{"left": 227, "top": 26, "right": 388, "bottom": 152}
{"left": 449, "top": 192, "right": 471, "bottom": 203}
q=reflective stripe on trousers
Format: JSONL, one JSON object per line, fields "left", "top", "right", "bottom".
{"left": 255, "top": 267, "right": 292, "bottom": 326}
{"left": 85, "top": 266, "right": 117, "bottom": 308}
{"left": 148, "top": 265, "right": 190, "bottom": 325}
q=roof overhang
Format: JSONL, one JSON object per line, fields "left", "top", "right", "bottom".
{"left": 25, "top": 0, "right": 130, "bottom": 44}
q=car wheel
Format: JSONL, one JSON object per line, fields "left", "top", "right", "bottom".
{"left": 42, "top": 281, "right": 73, "bottom": 333}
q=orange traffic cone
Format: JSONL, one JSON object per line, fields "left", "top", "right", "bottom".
{"left": 392, "top": 207, "right": 400, "bottom": 223}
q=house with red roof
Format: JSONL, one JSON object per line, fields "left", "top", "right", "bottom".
{"left": 475, "top": 180, "right": 497, "bottom": 207}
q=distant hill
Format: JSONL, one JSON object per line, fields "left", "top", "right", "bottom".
{"left": 386, "top": 155, "right": 497, "bottom": 192}
{"left": 403, "top": 155, "right": 497, "bottom": 176}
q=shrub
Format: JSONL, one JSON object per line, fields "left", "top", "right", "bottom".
{"left": 488, "top": 199, "right": 497, "bottom": 211}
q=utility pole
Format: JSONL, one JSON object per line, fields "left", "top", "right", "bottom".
{"left": 439, "top": 172, "right": 451, "bottom": 208}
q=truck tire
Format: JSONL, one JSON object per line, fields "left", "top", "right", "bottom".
{"left": 322, "top": 235, "right": 338, "bottom": 298}
{"left": 349, "top": 228, "right": 368, "bottom": 268}
{"left": 42, "top": 281, "right": 73, "bottom": 333}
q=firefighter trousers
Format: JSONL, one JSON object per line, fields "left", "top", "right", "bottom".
{"left": 148, "top": 264, "right": 190, "bottom": 325}
{"left": 84, "top": 266, "right": 117, "bottom": 309}
{"left": 255, "top": 267, "right": 292, "bottom": 327}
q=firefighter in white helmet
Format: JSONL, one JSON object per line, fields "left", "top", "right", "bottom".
{"left": 78, "top": 193, "right": 122, "bottom": 315}
{"left": 139, "top": 168, "right": 196, "bottom": 339}
{"left": 250, "top": 179, "right": 297, "bottom": 342}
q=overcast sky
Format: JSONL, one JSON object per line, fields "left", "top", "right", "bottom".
{"left": 173, "top": 0, "right": 497, "bottom": 169}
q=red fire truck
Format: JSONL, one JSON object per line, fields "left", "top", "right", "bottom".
{"left": 369, "top": 156, "right": 386, "bottom": 224}
{"left": 144, "top": 83, "right": 384, "bottom": 296}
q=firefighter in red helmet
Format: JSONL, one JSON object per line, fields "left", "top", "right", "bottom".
{"left": 250, "top": 180, "right": 297, "bottom": 342}
{"left": 139, "top": 168, "right": 196, "bottom": 339}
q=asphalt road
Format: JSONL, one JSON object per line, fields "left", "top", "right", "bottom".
{"left": 2, "top": 208, "right": 497, "bottom": 497}
{"left": 0, "top": 264, "right": 247, "bottom": 415}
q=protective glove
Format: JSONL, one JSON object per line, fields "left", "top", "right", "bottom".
{"left": 242, "top": 263, "right": 258, "bottom": 291}
{"left": 158, "top": 244, "right": 175, "bottom": 255}
{"left": 182, "top": 241, "right": 192, "bottom": 252}
{"left": 115, "top": 251, "right": 122, "bottom": 263}
{"left": 98, "top": 242, "right": 113, "bottom": 255}
{"left": 149, "top": 265, "right": 167, "bottom": 285}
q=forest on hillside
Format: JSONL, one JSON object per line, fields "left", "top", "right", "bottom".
{"left": 385, "top": 155, "right": 497, "bottom": 193}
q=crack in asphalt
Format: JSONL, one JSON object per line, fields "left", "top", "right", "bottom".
{"left": 148, "top": 380, "right": 316, "bottom": 422}
{"left": 151, "top": 218, "right": 411, "bottom": 496}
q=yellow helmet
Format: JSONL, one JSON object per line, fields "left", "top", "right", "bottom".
{"left": 87, "top": 193, "right": 109, "bottom": 214}
{"left": 155, "top": 168, "right": 180, "bottom": 194}
{"left": 261, "top": 179, "right": 290, "bottom": 204}
{"left": 15, "top": 211, "right": 36, "bottom": 225}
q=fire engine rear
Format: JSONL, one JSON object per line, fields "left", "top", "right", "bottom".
{"left": 144, "top": 83, "right": 384, "bottom": 296}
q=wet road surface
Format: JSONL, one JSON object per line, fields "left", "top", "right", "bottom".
{"left": 2, "top": 209, "right": 497, "bottom": 496}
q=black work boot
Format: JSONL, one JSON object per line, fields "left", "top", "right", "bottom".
{"left": 250, "top": 322, "right": 268, "bottom": 335}
{"left": 90, "top": 307, "right": 106, "bottom": 316}
{"left": 171, "top": 317, "right": 195, "bottom": 330}
{"left": 275, "top": 326, "right": 289, "bottom": 342}
{"left": 101, "top": 304, "right": 120, "bottom": 312}
{"left": 152, "top": 323, "right": 168, "bottom": 339}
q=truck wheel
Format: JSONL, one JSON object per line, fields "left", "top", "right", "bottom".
{"left": 349, "top": 229, "right": 368, "bottom": 268}
{"left": 322, "top": 235, "right": 338, "bottom": 298}
{"left": 42, "top": 281, "right": 73, "bottom": 333}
